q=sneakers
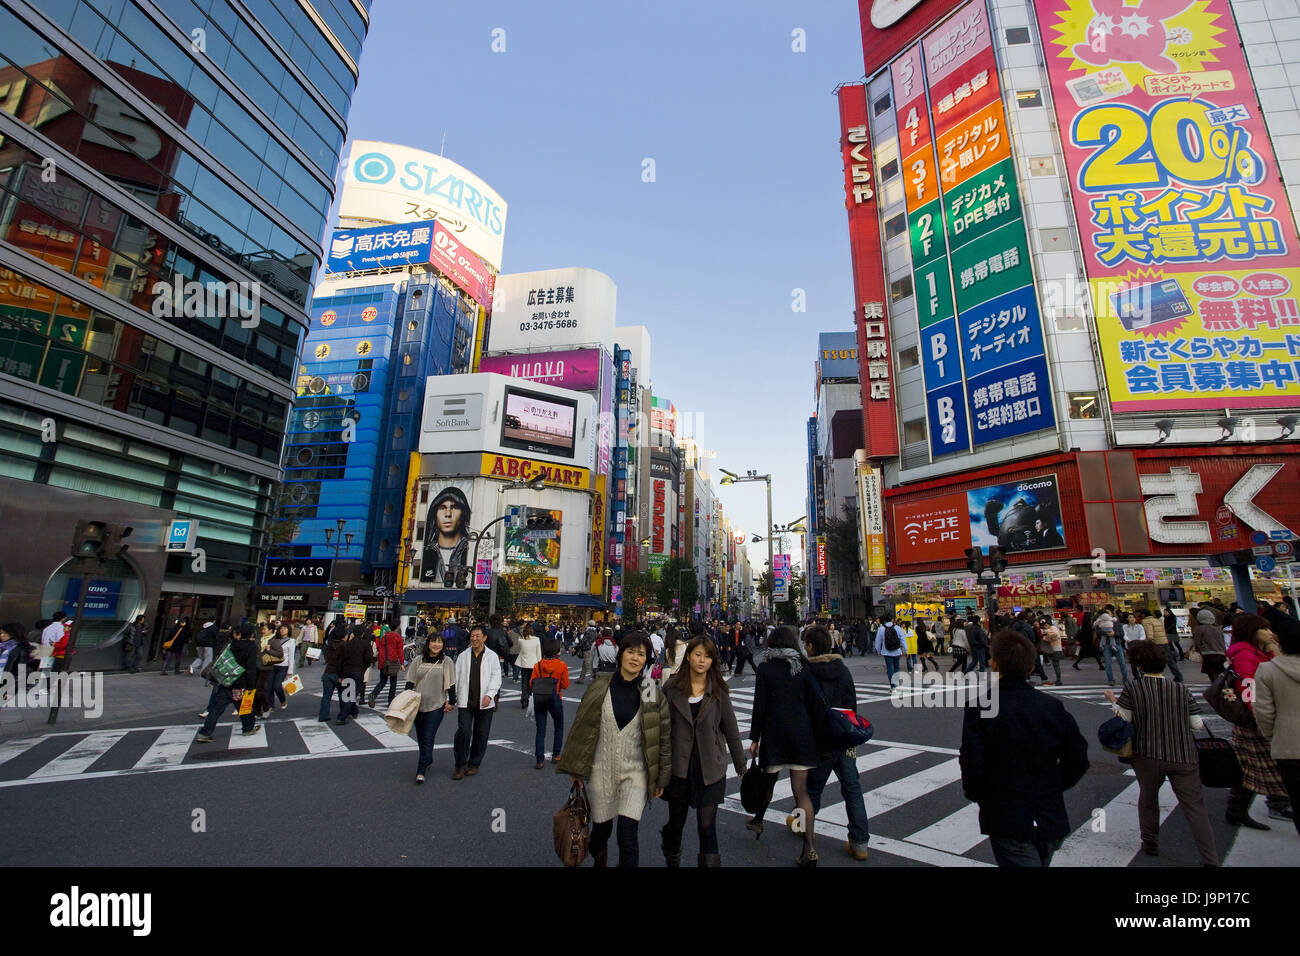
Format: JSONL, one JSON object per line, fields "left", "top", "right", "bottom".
{"left": 197, "top": 711, "right": 208, "bottom": 719}
{"left": 195, "top": 734, "right": 214, "bottom": 743}
{"left": 845, "top": 841, "right": 869, "bottom": 861}
{"left": 240, "top": 724, "right": 262, "bottom": 736}
{"left": 415, "top": 774, "right": 425, "bottom": 784}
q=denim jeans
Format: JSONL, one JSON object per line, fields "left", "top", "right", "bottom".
{"left": 121, "top": 642, "right": 137, "bottom": 672}
{"left": 454, "top": 706, "right": 494, "bottom": 770}
{"left": 966, "top": 648, "right": 989, "bottom": 673}
{"left": 1162, "top": 646, "right": 1184, "bottom": 683}
{"left": 339, "top": 672, "right": 362, "bottom": 721}
{"left": 318, "top": 672, "right": 339, "bottom": 721}
{"left": 989, "top": 835, "right": 1064, "bottom": 867}
{"left": 269, "top": 665, "right": 289, "bottom": 705}
{"left": 884, "top": 655, "right": 902, "bottom": 686}
{"left": 369, "top": 671, "right": 397, "bottom": 707}
{"left": 534, "top": 694, "right": 565, "bottom": 761}
{"left": 414, "top": 707, "right": 447, "bottom": 776}
{"left": 1100, "top": 638, "right": 1129, "bottom": 683}
{"left": 189, "top": 646, "right": 214, "bottom": 676}
{"left": 808, "top": 748, "right": 870, "bottom": 845}
{"left": 201, "top": 686, "right": 255, "bottom": 736}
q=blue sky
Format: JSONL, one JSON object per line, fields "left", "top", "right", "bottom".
{"left": 345, "top": 0, "right": 867, "bottom": 570}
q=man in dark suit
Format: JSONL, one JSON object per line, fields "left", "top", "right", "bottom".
{"left": 960, "top": 629, "right": 1090, "bottom": 867}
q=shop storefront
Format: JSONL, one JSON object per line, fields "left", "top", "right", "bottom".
{"left": 883, "top": 446, "right": 1300, "bottom": 614}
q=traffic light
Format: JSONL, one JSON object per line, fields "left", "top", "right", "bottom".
{"left": 101, "top": 525, "right": 133, "bottom": 560}
{"left": 526, "top": 513, "right": 558, "bottom": 531}
{"left": 965, "top": 547, "right": 983, "bottom": 575}
{"left": 72, "top": 520, "right": 109, "bottom": 558}
{"left": 456, "top": 565, "right": 471, "bottom": 588}
{"left": 988, "top": 546, "right": 1008, "bottom": 575}
{"left": 72, "top": 521, "right": 133, "bottom": 562}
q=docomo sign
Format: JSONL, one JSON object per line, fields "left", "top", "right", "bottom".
{"left": 894, "top": 491, "right": 968, "bottom": 561}
{"left": 341, "top": 141, "right": 507, "bottom": 270}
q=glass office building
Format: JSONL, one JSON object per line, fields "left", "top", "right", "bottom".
{"left": 0, "top": 0, "right": 368, "bottom": 662}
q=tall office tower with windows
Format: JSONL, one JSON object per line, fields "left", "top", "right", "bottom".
{"left": 0, "top": 0, "right": 368, "bottom": 663}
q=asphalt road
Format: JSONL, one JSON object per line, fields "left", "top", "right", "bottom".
{"left": 0, "top": 653, "right": 1283, "bottom": 867}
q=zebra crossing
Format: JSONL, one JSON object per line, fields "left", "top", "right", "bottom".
{"left": 719, "top": 682, "right": 1214, "bottom": 867}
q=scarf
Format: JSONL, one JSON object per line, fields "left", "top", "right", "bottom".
{"left": 765, "top": 646, "right": 803, "bottom": 675}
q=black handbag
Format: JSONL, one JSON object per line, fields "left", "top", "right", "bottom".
{"left": 739, "top": 756, "right": 778, "bottom": 814}
{"left": 1196, "top": 725, "right": 1243, "bottom": 789}
{"left": 1203, "top": 661, "right": 1256, "bottom": 728}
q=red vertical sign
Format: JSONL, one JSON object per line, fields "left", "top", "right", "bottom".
{"left": 839, "top": 83, "right": 899, "bottom": 459}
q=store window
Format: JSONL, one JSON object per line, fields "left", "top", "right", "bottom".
{"left": 873, "top": 93, "right": 891, "bottom": 116}
{"left": 903, "top": 418, "right": 927, "bottom": 445}
{"left": 1068, "top": 393, "right": 1101, "bottom": 419}
{"left": 898, "top": 346, "right": 919, "bottom": 369}
{"left": 890, "top": 275, "right": 913, "bottom": 302}
{"left": 885, "top": 214, "right": 907, "bottom": 240}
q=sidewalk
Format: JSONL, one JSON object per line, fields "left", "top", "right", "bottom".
{"left": 0, "top": 663, "right": 324, "bottom": 741}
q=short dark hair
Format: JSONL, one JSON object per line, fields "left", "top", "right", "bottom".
{"left": 468, "top": 624, "right": 486, "bottom": 638}
{"left": 766, "top": 625, "right": 801, "bottom": 652}
{"left": 803, "top": 625, "right": 832, "bottom": 656}
{"left": 688, "top": 619, "right": 705, "bottom": 636}
{"left": 489, "top": 614, "right": 503, "bottom": 628}
{"left": 1276, "top": 617, "right": 1300, "bottom": 656}
{"left": 617, "top": 631, "right": 654, "bottom": 670}
{"left": 1125, "top": 639, "right": 1167, "bottom": 674}
{"left": 541, "top": 638, "right": 561, "bottom": 657}
{"left": 990, "top": 629, "right": 1036, "bottom": 678}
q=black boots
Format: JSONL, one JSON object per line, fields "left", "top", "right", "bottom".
{"left": 1226, "top": 787, "right": 1271, "bottom": 830}
{"left": 592, "top": 847, "right": 608, "bottom": 867}
{"left": 661, "top": 826, "right": 681, "bottom": 867}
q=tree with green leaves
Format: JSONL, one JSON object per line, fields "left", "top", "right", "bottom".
{"left": 621, "top": 570, "right": 658, "bottom": 616}
{"left": 655, "top": 556, "right": 698, "bottom": 613}
{"left": 755, "top": 568, "right": 806, "bottom": 624}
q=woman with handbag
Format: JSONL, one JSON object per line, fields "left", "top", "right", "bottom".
{"left": 253, "top": 622, "right": 284, "bottom": 720}
{"left": 747, "top": 625, "right": 823, "bottom": 867}
{"left": 1254, "top": 619, "right": 1300, "bottom": 836}
{"left": 556, "top": 632, "right": 670, "bottom": 867}
{"left": 1103, "top": 640, "right": 1217, "bottom": 864}
{"left": 1225, "top": 614, "right": 1292, "bottom": 829}
{"left": 368, "top": 625, "right": 405, "bottom": 709}
{"left": 948, "top": 617, "right": 969, "bottom": 673}
{"left": 404, "top": 632, "right": 456, "bottom": 783}
{"left": 660, "top": 635, "right": 747, "bottom": 867}
{"left": 1040, "top": 616, "right": 1065, "bottom": 686}
{"left": 1072, "top": 611, "right": 1103, "bottom": 671}
{"left": 915, "top": 619, "right": 938, "bottom": 673}
{"left": 515, "top": 626, "right": 542, "bottom": 710}
{"left": 531, "top": 639, "right": 570, "bottom": 768}
{"left": 269, "top": 623, "right": 295, "bottom": 711}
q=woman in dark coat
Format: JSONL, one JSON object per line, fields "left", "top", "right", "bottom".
{"left": 747, "top": 625, "right": 823, "bottom": 866}
{"left": 1072, "top": 611, "right": 1103, "bottom": 670}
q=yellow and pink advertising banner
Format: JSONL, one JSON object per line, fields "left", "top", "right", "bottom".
{"left": 1033, "top": 0, "right": 1300, "bottom": 411}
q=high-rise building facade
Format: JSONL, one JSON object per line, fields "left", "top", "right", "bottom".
{"left": 844, "top": 0, "right": 1300, "bottom": 616}
{"left": 0, "top": 0, "right": 367, "bottom": 661}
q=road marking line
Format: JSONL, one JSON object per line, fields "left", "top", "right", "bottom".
{"left": 904, "top": 803, "right": 986, "bottom": 855}
{"left": 295, "top": 719, "right": 348, "bottom": 753}
{"left": 353, "top": 712, "right": 418, "bottom": 750}
{"left": 819, "top": 756, "right": 963, "bottom": 825}
{"left": 133, "top": 726, "right": 196, "bottom": 770}
{"left": 29, "top": 731, "right": 130, "bottom": 778}
{"left": 227, "top": 724, "right": 270, "bottom": 750}
{"left": 1051, "top": 780, "right": 1177, "bottom": 867}
{"left": 0, "top": 737, "right": 39, "bottom": 768}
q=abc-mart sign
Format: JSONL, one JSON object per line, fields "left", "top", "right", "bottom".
{"left": 340, "top": 141, "right": 507, "bottom": 271}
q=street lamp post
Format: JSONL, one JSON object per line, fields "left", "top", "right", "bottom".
{"left": 719, "top": 468, "right": 773, "bottom": 617}
{"left": 323, "top": 518, "right": 348, "bottom": 621}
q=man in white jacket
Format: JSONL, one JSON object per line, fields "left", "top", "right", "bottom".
{"left": 452, "top": 625, "right": 502, "bottom": 780}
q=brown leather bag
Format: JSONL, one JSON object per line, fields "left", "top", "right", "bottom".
{"left": 553, "top": 779, "right": 591, "bottom": 867}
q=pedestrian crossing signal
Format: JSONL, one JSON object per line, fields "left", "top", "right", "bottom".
{"left": 964, "top": 547, "right": 982, "bottom": 575}
{"left": 526, "top": 513, "right": 558, "bottom": 531}
{"left": 988, "top": 547, "right": 1007, "bottom": 575}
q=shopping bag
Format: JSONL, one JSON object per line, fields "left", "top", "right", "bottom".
{"left": 283, "top": 674, "right": 303, "bottom": 696}
{"left": 211, "top": 644, "right": 245, "bottom": 687}
{"left": 739, "top": 757, "right": 779, "bottom": 814}
{"left": 1196, "top": 726, "right": 1243, "bottom": 789}
{"left": 236, "top": 690, "right": 254, "bottom": 715}
{"left": 553, "top": 779, "right": 591, "bottom": 867}
{"left": 305, "top": 647, "right": 322, "bottom": 660}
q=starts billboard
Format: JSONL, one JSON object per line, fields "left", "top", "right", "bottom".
{"left": 340, "top": 141, "right": 507, "bottom": 270}
{"left": 1033, "top": 0, "right": 1300, "bottom": 413}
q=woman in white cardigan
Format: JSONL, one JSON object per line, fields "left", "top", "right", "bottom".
{"left": 514, "top": 627, "right": 542, "bottom": 710}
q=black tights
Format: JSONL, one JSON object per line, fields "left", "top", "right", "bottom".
{"left": 750, "top": 769, "right": 815, "bottom": 851}
{"left": 589, "top": 815, "right": 639, "bottom": 867}
{"left": 663, "top": 801, "right": 719, "bottom": 854}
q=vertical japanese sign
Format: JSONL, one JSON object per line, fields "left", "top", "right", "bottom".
{"left": 839, "top": 84, "right": 900, "bottom": 458}
{"left": 892, "top": 43, "right": 969, "bottom": 457}
{"left": 924, "top": 0, "right": 1056, "bottom": 446}
{"left": 859, "top": 463, "right": 888, "bottom": 578}
{"left": 1034, "top": 0, "right": 1300, "bottom": 411}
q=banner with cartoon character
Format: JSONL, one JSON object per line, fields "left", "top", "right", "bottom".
{"left": 1034, "top": 0, "right": 1300, "bottom": 412}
